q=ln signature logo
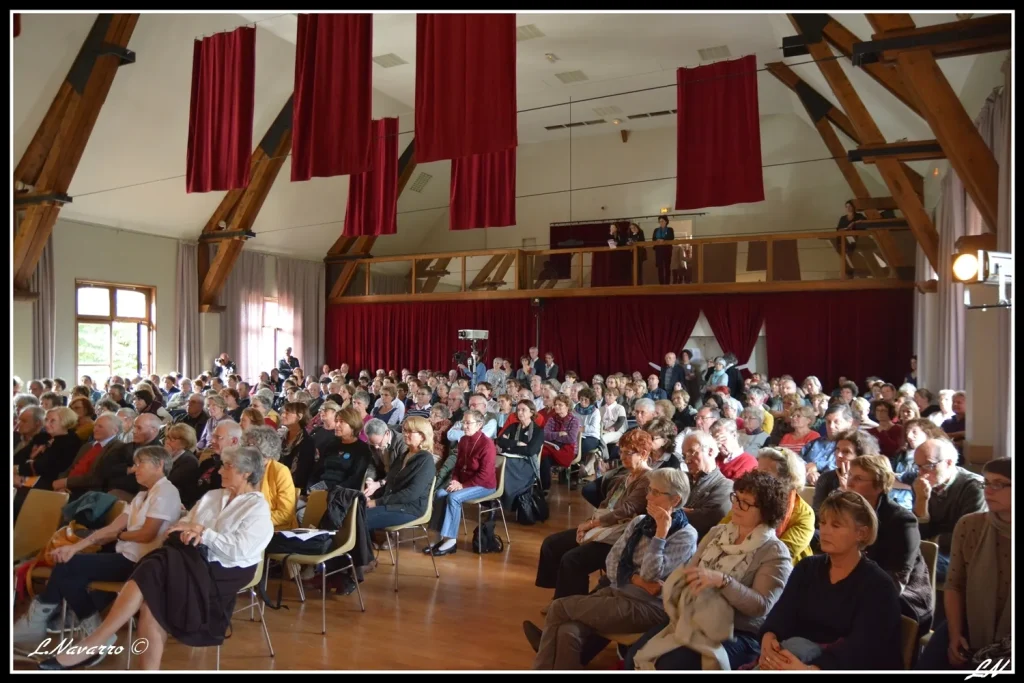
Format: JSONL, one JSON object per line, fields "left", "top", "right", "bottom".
{"left": 965, "top": 659, "right": 1011, "bottom": 680}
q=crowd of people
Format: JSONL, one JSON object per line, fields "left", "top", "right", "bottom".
{"left": 11, "top": 345, "right": 1007, "bottom": 671}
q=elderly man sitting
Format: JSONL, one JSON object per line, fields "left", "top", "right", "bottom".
{"left": 52, "top": 412, "right": 132, "bottom": 500}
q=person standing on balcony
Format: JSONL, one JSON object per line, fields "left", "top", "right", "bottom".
{"left": 627, "top": 222, "right": 647, "bottom": 285}
{"left": 652, "top": 216, "right": 675, "bottom": 285}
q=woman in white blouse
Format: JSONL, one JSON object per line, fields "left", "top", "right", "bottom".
{"left": 600, "top": 387, "right": 627, "bottom": 445}
{"left": 41, "top": 446, "right": 273, "bottom": 671}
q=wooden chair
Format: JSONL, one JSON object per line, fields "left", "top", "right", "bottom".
{"left": 918, "top": 540, "right": 940, "bottom": 649}
{"left": 13, "top": 489, "right": 70, "bottom": 563}
{"left": 900, "top": 615, "right": 919, "bottom": 669}
{"left": 460, "top": 455, "right": 511, "bottom": 546}
{"left": 265, "top": 498, "right": 365, "bottom": 635}
{"left": 383, "top": 482, "right": 440, "bottom": 593}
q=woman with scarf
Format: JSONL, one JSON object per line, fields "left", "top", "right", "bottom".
{"left": 539, "top": 395, "right": 581, "bottom": 492}
{"left": 626, "top": 470, "right": 792, "bottom": 670}
{"left": 423, "top": 409, "right": 496, "bottom": 557}
{"left": 525, "top": 468, "right": 697, "bottom": 669}
{"left": 574, "top": 388, "right": 602, "bottom": 476}
{"left": 496, "top": 399, "right": 546, "bottom": 514}
{"left": 918, "top": 457, "right": 1011, "bottom": 670}
{"left": 702, "top": 358, "right": 730, "bottom": 399}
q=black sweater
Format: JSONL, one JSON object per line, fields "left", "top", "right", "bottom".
{"left": 313, "top": 438, "right": 372, "bottom": 492}
{"left": 761, "top": 554, "right": 903, "bottom": 670}
{"left": 18, "top": 432, "right": 82, "bottom": 485}
{"left": 867, "top": 495, "right": 933, "bottom": 626}
{"left": 377, "top": 450, "right": 436, "bottom": 518}
{"left": 495, "top": 420, "right": 545, "bottom": 459}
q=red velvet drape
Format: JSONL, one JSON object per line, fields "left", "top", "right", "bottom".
{"left": 701, "top": 294, "right": 765, "bottom": 367}
{"left": 326, "top": 299, "right": 533, "bottom": 372}
{"left": 14, "top": 13, "right": 20, "bottom": 37}
{"left": 415, "top": 13, "right": 517, "bottom": 163}
{"left": 450, "top": 147, "right": 516, "bottom": 230}
{"left": 291, "top": 13, "right": 372, "bottom": 181}
{"left": 675, "top": 55, "right": 763, "bottom": 210}
{"left": 539, "top": 296, "right": 702, "bottom": 378}
{"left": 186, "top": 27, "right": 255, "bottom": 193}
{"left": 764, "top": 289, "right": 914, "bottom": 388}
{"left": 343, "top": 118, "right": 398, "bottom": 236}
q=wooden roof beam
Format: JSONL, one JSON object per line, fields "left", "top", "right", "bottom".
{"left": 849, "top": 139, "right": 945, "bottom": 163}
{"left": 469, "top": 254, "right": 505, "bottom": 290}
{"left": 419, "top": 257, "right": 452, "bottom": 293}
{"left": 13, "top": 13, "right": 138, "bottom": 290}
{"left": 858, "top": 14, "right": 1010, "bottom": 64}
{"left": 789, "top": 13, "right": 939, "bottom": 271}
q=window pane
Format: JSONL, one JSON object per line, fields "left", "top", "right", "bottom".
{"left": 138, "top": 324, "right": 150, "bottom": 376}
{"left": 78, "top": 323, "right": 111, "bottom": 365}
{"left": 78, "top": 364, "right": 111, "bottom": 386}
{"left": 264, "top": 300, "right": 278, "bottom": 327}
{"left": 116, "top": 289, "right": 147, "bottom": 319}
{"left": 112, "top": 321, "right": 140, "bottom": 378}
{"left": 77, "top": 287, "right": 110, "bottom": 316}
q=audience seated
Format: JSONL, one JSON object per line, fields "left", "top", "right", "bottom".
{"left": 278, "top": 402, "right": 316, "bottom": 493}
{"left": 527, "top": 468, "right": 697, "bottom": 669}
{"left": 680, "top": 431, "right": 734, "bottom": 539}
{"left": 643, "top": 417, "right": 680, "bottom": 470}
{"left": 710, "top": 419, "right": 757, "bottom": 481}
{"left": 627, "top": 470, "right": 792, "bottom": 670}
{"left": 52, "top": 413, "right": 132, "bottom": 501}
{"left": 160, "top": 423, "right": 200, "bottom": 505}
{"left": 191, "top": 420, "right": 242, "bottom": 509}
{"left": 800, "top": 404, "right": 855, "bottom": 485}
{"left": 539, "top": 395, "right": 581, "bottom": 492}
{"left": 496, "top": 399, "right": 545, "bottom": 512}
{"left": 811, "top": 429, "right": 881, "bottom": 515}
{"left": 363, "top": 416, "right": 436, "bottom": 532}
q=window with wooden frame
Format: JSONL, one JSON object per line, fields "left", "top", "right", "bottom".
{"left": 76, "top": 281, "right": 156, "bottom": 383}
{"left": 261, "top": 298, "right": 291, "bottom": 372}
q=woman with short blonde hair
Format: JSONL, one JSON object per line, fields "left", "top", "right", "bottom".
{"left": 364, "top": 415, "right": 436, "bottom": 532}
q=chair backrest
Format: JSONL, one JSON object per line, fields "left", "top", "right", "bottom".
{"left": 104, "top": 499, "right": 129, "bottom": 526}
{"left": 900, "top": 615, "right": 919, "bottom": 669}
{"left": 330, "top": 501, "right": 359, "bottom": 554}
{"left": 408, "top": 480, "right": 436, "bottom": 527}
{"left": 919, "top": 540, "right": 939, "bottom": 600}
{"left": 240, "top": 558, "right": 265, "bottom": 592}
{"left": 494, "top": 455, "right": 506, "bottom": 496}
{"left": 14, "top": 489, "right": 71, "bottom": 561}
{"left": 571, "top": 428, "right": 583, "bottom": 466}
{"left": 303, "top": 490, "right": 329, "bottom": 528}
{"left": 798, "top": 486, "right": 815, "bottom": 506}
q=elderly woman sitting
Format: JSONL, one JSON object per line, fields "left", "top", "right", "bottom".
{"left": 627, "top": 470, "right": 793, "bottom": 670}
{"left": 738, "top": 407, "right": 769, "bottom": 456}
{"left": 756, "top": 491, "right": 902, "bottom": 671}
{"left": 496, "top": 399, "right": 545, "bottom": 513}
{"left": 845, "top": 455, "right": 933, "bottom": 632}
{"left": 243, "top": 425, "right": 297, "bottom": 530}
{"left": 14, "top": 447, "right": 182, "bottom": 652}
{"left": 525, "top": 468, "right": 697, "bottom": 669}
{"left": 39, "top": 446, "right": 273, "bottom": 670}
{"left": 719, "top": 448, "right": 814, "bottom": 564}
{"left": 535, "top": 429, "right": 654, "bottom": 602}
{"left": 540, "top": 394, "right": 581, "bottom": 492}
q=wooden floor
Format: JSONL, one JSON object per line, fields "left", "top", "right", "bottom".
{"left": 16, "top": 484, "right": 619, "bottom": 671}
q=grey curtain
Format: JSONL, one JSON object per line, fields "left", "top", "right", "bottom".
{"left": 31, "top": 234, "right": 55, "bottom": 379}
{"left": 219, "top": 249, "right": 266, "bottom": 384}
{"left": 175, "top": 242, "right": 202, "bottom": 377}
{"left": 932, "top": 170, "right": 971, "bottom": 391}
{"left": 276, "top": 256, "right": 325, "bottom": 375}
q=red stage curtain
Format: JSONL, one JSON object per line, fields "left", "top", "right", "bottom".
{"left": 415, "top": 14, "right": 517, "bottom": 163}
{"left": 291, "top": 13, "right": 373, "bottom": 181}
{"left": 675, "top": 55, "right": 763, "bottom": 210}
{"left": 450, "top": 147, "right": 516, "bottom": 230}
{"left": 325, "top": 299, "right": 533, "bottom": 372}
{"left": 14, "top": 14, "right": 20, "bottom": 37}
{"left": 186, "top": 26, "right": 256, "bottom": 193}
{"left": 764, "top": 289, "right": 914, "bottom": 388}
{"left": 539, "top": 296, "right": 702, "bottom": 379}
{"left": 343, "top": 118, "right": 398, "bottom": 236}
{"left": 700, "top": 294, "right": 765, "bottom": 367}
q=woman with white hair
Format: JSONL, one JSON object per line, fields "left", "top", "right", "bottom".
{"left": 243, "top": 425, "right": 297, "bottom": 530}
{"left": 39, "top": 446, "right": 273, "bottom": 670}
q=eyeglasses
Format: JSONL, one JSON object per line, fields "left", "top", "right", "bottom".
{"left": 917, "top": 461, "right": 941, "bottom": 472}
{"left": 847, "top": 475, "right": 873, "bottom": 486}
{"left": 682, "top": 448, "right": 703, "bottom": 460}
{"left": 648, "top": 488, "right": 669, "bottom": 497}
{"left": 729, "top": 492, "right": 756, "bottom": 512}
{"left": 984, "top": 481, "right": 1011, "bottom": 492}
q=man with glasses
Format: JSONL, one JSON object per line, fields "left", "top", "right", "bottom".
{"left": 799, "top": 404, "right": 854, "bottom": 486}
{"left": 446, "top": 394, "right": 497, "bottom": 444}
{"left": 406, "top": 388, "right": 434, "bottom": 420}
{"left": 680, "top": 431, "right": 733, "bottom": 539}
{"left": 907, "top": 438, "right": 985, "bottom": 584}
{"left": 364, "top": 418, "right": 408, "bottom": 487}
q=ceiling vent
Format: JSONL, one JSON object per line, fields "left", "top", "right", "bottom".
{"left": 516, "top": 24, "right": 545, "bottom": 41}
{"left": 627, "top": 113, "right": 650, "bottom": 120}
{"left": 554, "top": 70, "right": 589, "bottom": 84}
{"left": 584, "top": 119, "right": 606, "bottom": 126}
{"left": 544, "top": 124, "right": 566, "bottom": 131}
{"left": 697, "top": 45, "right": 732, "bottom": 61}
{"left": 565, "top": 121, "right": 585, "bottom": 128}
{"left": 372, "top": 53, "right": 408, "bottom": 68}
{"left": 648, "top": 110, "right": 672, "bottom": 117}
{"left": 592, "top": 105, "right": 622, "bottom": 117}
{"left": 408, "top": 172, "right": 433, "bottom": 193}
{"left": 627, "top": 107, "right": 680, "bottom": 120}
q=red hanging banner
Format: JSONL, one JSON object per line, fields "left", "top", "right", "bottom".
{"left": 450, "top": 147, "right": 516, "bottom": 230}
{"left": 343, "top": 118, "right": 398, "bottom": 236}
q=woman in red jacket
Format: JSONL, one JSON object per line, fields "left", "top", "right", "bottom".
{"left": 540, "top": 395, "right": 581, "bottom": 493}
{"left": 424, "top": 409, "right": 497, "bottom": 557}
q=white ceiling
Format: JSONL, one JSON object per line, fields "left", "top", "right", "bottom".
{"left": 13, "top": 12, "right": 1006, "bottom": 261}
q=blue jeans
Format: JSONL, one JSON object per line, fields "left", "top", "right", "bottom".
{"left": 624, "top": 623, "right": 760, "bottom": 670}
{"left": 918, "top": 621, "right": 960, "bottom": 670}
{"left": 435, "top": 486, "right": 495, "bottom": 539}
{"left": 935, "top": 552, "right": 950, "bottom": 586}
{"left": 780, "top": 637, "right": 823, "bottom": 663}
{"left": 365, "top": 507, "right": 417, "bottom": 531}
{"left": 39, "top": 551, "right": 136, "bottom": 619}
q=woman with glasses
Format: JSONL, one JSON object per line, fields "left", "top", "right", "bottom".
{"left": 525, "top": 468, "right": 697, "bottom": 668}
{"left": 845, "top": 455, "right": 933, "bottom": 637}
{"left": 627, "top": 470, "right": 792, "bottom": 670}
{"left": 423, "top": 410, "right": 497, "bottom": 557}
{"left": 757, "top": 490, "right": 902, "bottom": 670}
{"left": 535, "top": 430, "right": 655, "bottom": 604}
{"left": 811, "top": 429, "right": 880, "bottom": 515}
{"left": 919, "top": 458, "right": 1011, "bottom": 670}
{"left": 364, "top": 416, "right": 436, "bottom": 532}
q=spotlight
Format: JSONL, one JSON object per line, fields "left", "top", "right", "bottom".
{"left": 952, "top": 253, "right": 979, "bottom": 282}
{"left": 951, "top": 235, "right": 1012, "bottom": 308}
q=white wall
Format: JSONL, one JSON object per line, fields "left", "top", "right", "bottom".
{"left": 12, "top": 300, "right": 35, "bottom": 381}
{"left": 51, "top": 219, "right": 178, "bottom": 380}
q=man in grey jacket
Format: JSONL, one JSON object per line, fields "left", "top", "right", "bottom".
{"left": 364, "top": 418, "right": 409, "bottom": 492}
{"left": 681, "top": 431, "right": 733, "bottom": 539}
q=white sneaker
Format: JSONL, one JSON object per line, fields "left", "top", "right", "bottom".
{"left": 13, "top": 599, "right": 58, "bottom": 644}
{"left": 46, "top": 609, "right": 76, "bottom": 635}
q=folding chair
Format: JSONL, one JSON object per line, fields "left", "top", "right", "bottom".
{"left": 383, "top": 483, "right": 440, "bottom": 593}
{"left": 460, "top": 456, "right": 511, "bottom": 546}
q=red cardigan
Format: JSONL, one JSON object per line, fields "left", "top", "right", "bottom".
{"left": 453, "top": 430, "right": 497, "bottom": 490}
{"left": 717, "top": 451, "right": 758, "bottom": 481}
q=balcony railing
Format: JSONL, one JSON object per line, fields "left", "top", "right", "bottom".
{"left": 327, "top": 222, "right": 920, "bottom": 303}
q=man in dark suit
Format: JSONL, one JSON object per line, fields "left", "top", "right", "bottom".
{"left": 51, "top": 413, "right": 133, "bottom": 501}
{"left": 167, "top": 449, "right": 199, "bottom": 504}
{"left": 542, "top": 352, "right": 560, "bottom": 382}
{"left": 278, "top": 347, "right": 300, "bottom": 379}
{"left": 659, "top": 351, "right": 684, "bottom": 395}
{"left": 173, "top": 394, "right": 209, "bottom": 436}
{"left": 528, "top": 346, "right": 545, "bottom": 378}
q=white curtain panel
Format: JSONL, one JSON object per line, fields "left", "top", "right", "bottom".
{"left": 174, "top": 241, "right": 202, "bottom": 377}
{"left": 219, "top": 249, "right": 266, "bottom": 384}
{"left": 276, "top": 256, "right": 325, "bottom": 376}
{"left": 31, "top": 233, "right": 55, "bottom": 379}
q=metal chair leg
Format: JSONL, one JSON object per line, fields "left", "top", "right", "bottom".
{"left": 498, "top": 502, "right": 511, "bottom": 546}
{"left": 216, "top": 643, "right": 220, "bottom": 670}
{"left": 392, "top": 533, "right": 400, "bottom": 592}
{"left": 59, "top": 600, "right": 68, "bottom": 642}
{"left": 126, "top": 616, "right": 134, "bottom": 670}
{"left": 423, "top": 525, "right": 440, "bottom": 578}
{"left": 386, "top": 532, "right": 396, "bottom": 566}
{"left": 320, "top": 562, "right": 327, "bottom": 635}
{"left": 257, "top": 598, "right": 274, "bottom": 657}
{"left": 348, "top": 557, "right": 365, "bottom": 612}
{"left": 294, "top": 569, "right": 306, "bottom": 603}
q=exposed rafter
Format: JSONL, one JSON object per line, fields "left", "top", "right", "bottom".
{"left": 858, "top": 14, "right": 1010, "bottom": 64}
{"left": 13, "top": 14, "right": 138, "bottom": 292}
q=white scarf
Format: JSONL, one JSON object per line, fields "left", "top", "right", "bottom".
{"left": 698, "top": 522, "right": 776, "bottom": 579}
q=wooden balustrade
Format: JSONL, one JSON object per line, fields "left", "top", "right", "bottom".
{"left": 328, "top": 225, "right": 920, "bottom": 304}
